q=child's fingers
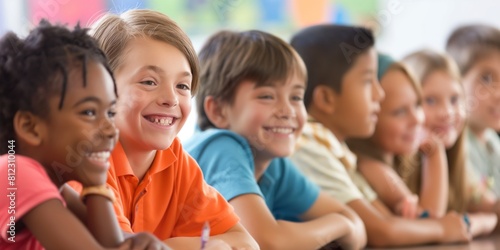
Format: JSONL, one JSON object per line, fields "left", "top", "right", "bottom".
{"left": 116, "top": 239, "right": 132, "bottom": 250}
{"left": 203, "top": 239, "right": 232, "bottom": 250}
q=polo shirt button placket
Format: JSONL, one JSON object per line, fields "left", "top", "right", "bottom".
{"left": 135, "top": 190, "right": 146, "bottom": 212}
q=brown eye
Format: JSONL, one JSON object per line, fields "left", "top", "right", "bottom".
{"left": 177, "top": 83, "right": 190, "bottom": 90}
{"left": 140, "top": 80, "right": 157, "bottom": 86}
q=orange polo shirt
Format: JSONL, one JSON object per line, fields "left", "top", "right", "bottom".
{"left": 74, "top": 137, "right": 239, "bottom": 240}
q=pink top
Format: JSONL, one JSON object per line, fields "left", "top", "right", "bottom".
{"left": 0, "top": 154, "right": 64, "bottom": 250}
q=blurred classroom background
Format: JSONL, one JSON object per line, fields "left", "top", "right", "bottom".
{"left": 1, "top": 0, "right": 499, "bottom": 140}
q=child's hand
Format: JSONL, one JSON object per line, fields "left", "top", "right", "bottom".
{"left": 439, "top": 211, "right": 472, "bottom": 244}
{"left": 419, "top": 128, "right": 445, "bottom": 156}
{"left": 202, "top": 239, "right": 232, "bottom": 250}
{"left": 395, "top": 195, "right": 419, "bottom": 219}
{"left": 124, "top": 232, "right": 172, "bottom": 250}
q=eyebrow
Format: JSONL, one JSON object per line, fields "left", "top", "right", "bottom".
{"left": 73, "top": 96, "right": 117, "bottom": 108}
{"left": 293, "top": 84, "right": 306, "bottom": 89}
{"left": 140, "top": 65, "right": 192, "bottom": 78}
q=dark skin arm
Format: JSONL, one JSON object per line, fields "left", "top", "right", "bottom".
{"left": 61, "top": 184, "right": 122, "bottom": 247}
{"left": 22, "top": 199, "right": 128, "bottom": 250}
{"left": 63, "top": 184, "right": 172, "bottom": 250}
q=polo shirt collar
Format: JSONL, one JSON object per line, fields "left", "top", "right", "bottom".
{"left": 111, "top": 142, "right": 177, "bottom": 177}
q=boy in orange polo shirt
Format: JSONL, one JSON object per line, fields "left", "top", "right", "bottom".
{"left": 72, "top": 9, "right": 258, "bottom": 250}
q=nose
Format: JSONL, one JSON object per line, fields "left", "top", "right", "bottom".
{"left": 157, "top": 84, "right": 178, "bottom": 108}
{"left": 438, "top": 101, "right": 455, "bottom": 120}
{"left": 372, "top": 80, "right": 385, "bottom": 102}
{"left": 275, "top": 99, "right": 296, "bottom": 119}
{"left": 100, "top": 117, "right": 118, "bottom": 140}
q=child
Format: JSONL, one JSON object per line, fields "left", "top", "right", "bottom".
{"left": 347, "top": 62, "right": 436, "bottom": 219}
{"left": 446, "top": 25, "right": 500, "bottom": 197}
{"left": 0, "top": 20, "right": 127, "bottom": 249}
{"left": 85, "top": 9, "right": 258, "bottom": 250}
{"left": 185, "top": 30, "right": 366, "bottom": 250}
{"left": 289, "top": 24, "right": 471, "bottom": 247}
{"left": 403, "top": 49, "right": 496, "bottom": 236}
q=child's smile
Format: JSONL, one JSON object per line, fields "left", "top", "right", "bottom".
{"left": 222, "top": 75, "right": 306, "bottom": 162}
{"left": 114, "top": 38, "right": 192, "bottom": 152}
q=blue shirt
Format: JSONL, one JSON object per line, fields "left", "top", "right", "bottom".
{"left": 185, "top": 129, "right": 320, "bottom": 221}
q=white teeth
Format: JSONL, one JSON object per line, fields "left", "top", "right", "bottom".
{"left": 270, "top": 127, "right": 293, "bottom": 134}
{"left": 148, "top": 117, "right": 174, "bottom": 126}
{"left": 88, "top": 151, "right": 110, "bottom": 162}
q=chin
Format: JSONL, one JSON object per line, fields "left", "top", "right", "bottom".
{"left": 358, "top": 129, "right": 375, "bottom": 138}
{"left": 270, "top": 149, "right": 294, "bottom": 158}
{"left": 148, "top": 138, "right": 175, "bottom": 150}
{"left": 443, "top": 137, "right": 457, "bottom": 149}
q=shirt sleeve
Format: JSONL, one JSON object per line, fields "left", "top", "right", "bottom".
{"left": 291, "top": 144, "right": 365, "bottom": 204}
{"left": 0, "top": 155, "right": 64, "bottom": 241}
{"left": 194, "top": 134, "right": 263, "bottom": 201}
{"left": 272, "top": 158, "right": 320, "bottom": 220}
{"left": 172, "top": 150, "right": 239, "bottom": 237}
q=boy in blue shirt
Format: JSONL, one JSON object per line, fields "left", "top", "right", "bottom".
{"left": 185, "top": 30, "right": 366, "bottom": 250}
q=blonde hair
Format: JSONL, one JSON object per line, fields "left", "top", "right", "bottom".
{"left": 402, "top": 49, "right": 469, "bottom": 212}
{"left": 90, "top": 9, "right": 199, "bottom": 94}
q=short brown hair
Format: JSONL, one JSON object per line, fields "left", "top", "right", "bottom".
{"left": 90, "top": 9, "right": 199, "bottom": 94}
{"left": 197, "top": 30, "right": 307, "bottom": 131}
{"left": 291, "top": 25, "right": 375, "bottom": 108}
{"left": 446, "top": 24, "right": 500, "bottom": 75}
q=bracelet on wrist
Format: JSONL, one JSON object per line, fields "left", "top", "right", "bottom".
{"left": 80, "top": 184, "right": 115, "bottom": 203}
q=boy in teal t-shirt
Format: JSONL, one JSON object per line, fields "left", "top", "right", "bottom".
{"left": 185, "top": 30, "right": 366, "bottom": 250}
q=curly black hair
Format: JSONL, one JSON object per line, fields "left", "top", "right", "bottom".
{"left": 0, "top": 20, "right": 116, "bottom": 154}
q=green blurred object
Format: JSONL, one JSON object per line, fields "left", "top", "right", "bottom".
{"left": 377, "top": 52, "right": 394, "bottom": 80}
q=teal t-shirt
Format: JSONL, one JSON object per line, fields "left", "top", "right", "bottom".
{"left": 185, "top": 129, "right": 320, "bottom": 221}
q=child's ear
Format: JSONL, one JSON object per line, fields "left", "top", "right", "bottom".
{"left": 13, "top": 111, "right": 46, "bottom": 146}
{"left": 204, "top": 96, "right": 230, "bottom": 129}
{"left": 312, "top": 85, "right": 337, "bottom": 114}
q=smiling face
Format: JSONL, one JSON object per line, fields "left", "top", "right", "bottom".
{"left": 462, "top": 51, "right": 500, "bottom": 134}
{"left": 421, "top": 70, "right": 465, "bottom": 148}
{"left": 113, "top": 38, "right": 192, "bottom": 152}
{"left": 372, "top": 69, "right": 425, "bottom": 155}
{"left": 220, "top": 74, "right": 307, "bottom": 162}
{"left": 41, "top": 61, "right": 118, "bottom": 186}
